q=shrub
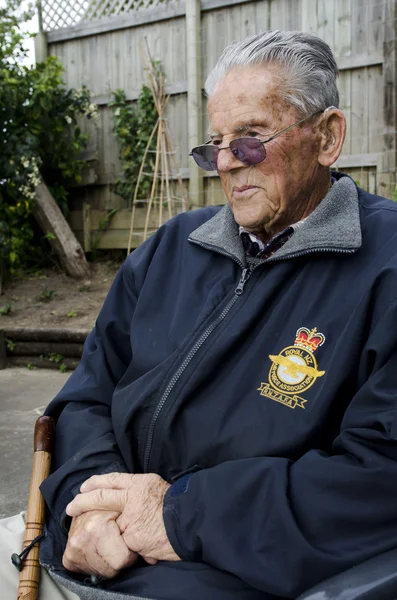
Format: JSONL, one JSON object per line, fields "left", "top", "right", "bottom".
{"left": 0, "top": 0, "right": 97, "bottom": 273}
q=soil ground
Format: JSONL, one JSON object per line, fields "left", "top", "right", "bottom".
{"left": 0, "top": 259, "right": 122, "bottom": 330}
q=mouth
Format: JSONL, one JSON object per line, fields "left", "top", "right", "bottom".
{"left": 233, "top": 185, "right": 258, "bottom": 192}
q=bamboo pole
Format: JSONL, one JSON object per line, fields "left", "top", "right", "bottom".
{"left": 130, "top": 41, "right": 188, "bottom": 246}
{"left": 166, "top": 128, "right": 188, "bottom": 211}
{"left": 159, "top": 124, "right": 165, "bottom": 228}
{"left": 143, "top": 116, "right": 162, "bottom": 241}
{"left": 163, "top": 130, "right": 173, "bottom": 221}
{"left": 126, "top": 120, "right": 159, "bottom": 255}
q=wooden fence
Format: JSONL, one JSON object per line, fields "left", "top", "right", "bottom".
{"left": 36, "top": 0, "right": 397, "bottom": 251}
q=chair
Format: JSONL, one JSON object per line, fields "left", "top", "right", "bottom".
{"left": 16, "top": 416, "right": 397, "bottom": 600}
{"left": 298, "top": 549, "right": 397, "bottom": 600}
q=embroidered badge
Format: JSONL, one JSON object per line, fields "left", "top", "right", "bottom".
{"left": 257, "top": 327, "right": 326, "bottom": 409}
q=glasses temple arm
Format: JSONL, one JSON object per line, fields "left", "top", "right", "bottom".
{"left": 264, "top": 110, "right": 323, "bottom": 144}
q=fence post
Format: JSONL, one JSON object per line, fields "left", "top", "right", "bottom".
{"left": 0, "top": 330, "right": 7, "bottom": 370}
{"left": 83, "top": 202, "right": 92, "bottom": 253}
{"left": 186, "top": 0, "right": 204, "bottom": 208}
{"left": 34, "top": 1, "right": 48, "bottom": 63}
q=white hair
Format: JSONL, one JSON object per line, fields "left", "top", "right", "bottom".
{"left": 205, "top": 30, "right": 339, "bottom": 116}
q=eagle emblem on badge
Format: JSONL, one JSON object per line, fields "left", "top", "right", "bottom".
{"left": 257, "top": 327, "right": 326, "bottom": 409}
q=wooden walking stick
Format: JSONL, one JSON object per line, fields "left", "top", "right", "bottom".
{"left": 12, "top": 416, "right": 54, "bottom": 600}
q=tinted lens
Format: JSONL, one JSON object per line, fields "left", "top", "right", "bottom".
{"left": 191, "top": 145, "right": 219, "bottom": 171}
{"left": 230, "top": 138, "right": 266, "bottom": 165}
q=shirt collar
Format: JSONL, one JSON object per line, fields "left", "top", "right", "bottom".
{"left": 239, "top": 220, "right": 305, "bottom": 258}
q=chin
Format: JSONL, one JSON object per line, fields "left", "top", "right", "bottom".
{"left": 231, "top": 206, "right": 267, "bottom": 232}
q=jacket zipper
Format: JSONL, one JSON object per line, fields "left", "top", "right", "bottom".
{"left": 143, "top": 265, "right": 251, "bottom": 473}
{"left": 143, "top": 240, "right": 356, "bottom": 472}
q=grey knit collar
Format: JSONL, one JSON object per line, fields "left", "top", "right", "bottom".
{"left": 188, "top": 175, "right": 362, "bottom": 267}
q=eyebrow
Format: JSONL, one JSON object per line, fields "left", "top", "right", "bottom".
{"left": 207, "top": 120, "right": 270, "bottom": 137}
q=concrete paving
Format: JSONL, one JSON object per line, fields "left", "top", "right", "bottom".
{"left": 0, "top": 367, "right": 70, "bottom": 518}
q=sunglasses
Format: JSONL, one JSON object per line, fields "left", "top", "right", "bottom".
{"left": 189, "top": 109, "right": 324, "bottom": 171}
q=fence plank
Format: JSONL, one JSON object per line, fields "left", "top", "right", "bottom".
{"left": 378, "top": 0, "right": 397, "bottom": 199}
{"left": 300, "top": 0, "right": 318, "bottom": 33}
{"left": 367, "top": 66, "right": 384, "bottom": 153}
{"left": 368, "top": 0, "right": 386, "bottom": 54}
{"left": 351, "top": 0, "right": 368, "bottom": 56}
{"left": 351, "top": 68, "right": 369, "bottom": 155}
{"left": 186, "top": 0, "right": 204, "bottom": 206}
{"left": 334, "top": 0, "right": 351, "bottom": 58}
{"left": 338, "top": 70, "right": 352, "bottom": 155}
{"left": 317, "top": 0, "right": 335, "bottom": 48}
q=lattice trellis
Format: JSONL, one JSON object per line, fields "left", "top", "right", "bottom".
{"left": 42, "top": 0, "right": 166, "bottom": 31}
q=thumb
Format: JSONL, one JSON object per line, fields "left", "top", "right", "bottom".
{"left": 66, "top": 488, "right": 127, "bottom": 517}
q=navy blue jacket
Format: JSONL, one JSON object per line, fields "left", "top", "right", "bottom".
{"left": 41, "top": 174, "right": 397, "bottom": 600}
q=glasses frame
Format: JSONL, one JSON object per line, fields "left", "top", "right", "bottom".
{"left": 189, "top": 108, "right": 326, "bottom": 171}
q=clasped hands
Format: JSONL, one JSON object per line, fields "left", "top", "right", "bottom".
{"left": 63, "top": 473, "right": 180, "bottom": 579}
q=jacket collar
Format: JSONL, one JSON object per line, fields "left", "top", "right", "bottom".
{"left": 188, "top": 174, "right": 362, "bottom": 267}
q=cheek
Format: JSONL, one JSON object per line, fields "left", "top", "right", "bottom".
{"left": 219, "top": 173, "right": 233, "bottom": 196}
{"left": 264, "top": 140, "right": 315, "bottom": 182}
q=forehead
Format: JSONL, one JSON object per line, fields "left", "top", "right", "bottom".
{"left": 207, "top": 65, "right": 290, "bottom": 134}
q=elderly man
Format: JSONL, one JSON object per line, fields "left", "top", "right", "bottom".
{"left": 3, "top": 29, "right": 397, "bottom": 600}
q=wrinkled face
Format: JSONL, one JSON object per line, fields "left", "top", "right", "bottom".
{"left": 207, "top": 65, "right": 322, "bottom": 236}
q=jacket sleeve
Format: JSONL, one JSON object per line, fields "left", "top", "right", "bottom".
{"left": 40, "top": 259, "right": 137, "bottom": 528}
{"left": 163, "top": 298, "right": 397, "bottom": 598}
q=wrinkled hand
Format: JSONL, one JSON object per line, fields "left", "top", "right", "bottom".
{"left": 63, "top": 509, "right": 138, "bottom": 578}
{"left": 66, "top": 473, "right": 180, "bottom": 564}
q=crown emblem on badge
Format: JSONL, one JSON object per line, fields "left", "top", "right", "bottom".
{"left": 294, "top": 327, "right": 325, "bottom": 353}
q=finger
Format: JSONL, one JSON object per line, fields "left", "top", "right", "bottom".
{"left": 81, "top": 472, "right": 135, "bottom": 493}
{"left": 143, "top": 556, "right": 158, "bottom": 565}
{"left": 97, "top": 522, "right": 139, "bottom": 571}
{"left": 63, "top": 537, "right": 106, "bottom": 578}
{"left": 66, "top": 488, "right": 127, "bottom": 517}
{"left": 62, "top": 551, "right": 90, "bottom": 575}
{"left": 63, "top": 544, "right": 116, "bottom": 579}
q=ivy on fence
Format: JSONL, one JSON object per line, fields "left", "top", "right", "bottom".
{"left": 110, "top": 81, "right": 158, "bottom": 206}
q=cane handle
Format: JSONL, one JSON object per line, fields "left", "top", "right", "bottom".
{"left": 34, "top": 416, "right": 54, "bottom": 453}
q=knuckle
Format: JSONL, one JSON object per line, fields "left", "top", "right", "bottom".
{"left": 97, "top": 488, "right": 105, "bottom": 503}
{"left": 68, "top": 534, "right": 82, "bottom": 551}
{"left": 85, "top": 519, "right": 97, "bottom": 535}
{"left": 108, "top": 548, "right": 132, "bottom": 571}
{"left": 63, "top": 547, "right": 78, "bottom": 570}
{"left": 107, "top": 472, "right": 120, "bottom": 485}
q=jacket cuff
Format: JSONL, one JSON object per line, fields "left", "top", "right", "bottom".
{"left": 163, "top": 473, "right": 198, "bottom": 561}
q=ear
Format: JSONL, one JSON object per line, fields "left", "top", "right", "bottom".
{"left": 317, "top": 108, "right": 346, "bottom": 167}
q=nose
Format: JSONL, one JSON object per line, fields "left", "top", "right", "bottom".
{"left": 216, "top": 146, "right": 246, "bottom": 172}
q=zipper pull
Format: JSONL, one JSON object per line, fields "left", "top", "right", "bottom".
{"left": 235, "top": 267, "right": 251, "bottom": 296}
